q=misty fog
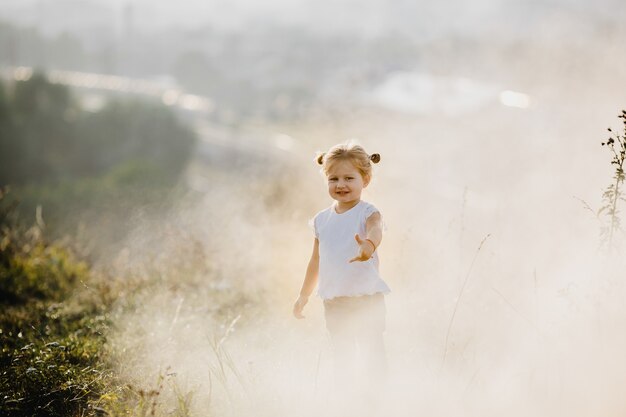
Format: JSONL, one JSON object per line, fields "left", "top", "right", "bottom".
{"left": 2, "top": 0, "right": 626, "bottom": 416}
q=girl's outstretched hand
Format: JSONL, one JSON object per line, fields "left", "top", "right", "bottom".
{"left": 293, "top": 295, "right": 308, "bottom": 319}
{"left": 349, "top": 234, "right": 375, "bottom": 263}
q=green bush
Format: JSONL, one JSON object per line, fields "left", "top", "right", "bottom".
{"left": 0, "top": 309, "right": 111, "bottom": 417}
{"left": 0, "top": 242, "right": 88, "bottom": 305}
{"left": 0, "top": 73, "right": 197, "bottom": 187}
{"left": 0, "top": 73, "right": 197, "bottom": 255}
{"left": 0, "top": 190, "right": 116, "bottom": 416}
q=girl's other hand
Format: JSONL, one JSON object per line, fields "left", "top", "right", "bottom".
{"left": 349, "top": 234, "right": 375, "bottom": 263}
{"left": 293, "top": 295, "right": 309, "bottom": 319}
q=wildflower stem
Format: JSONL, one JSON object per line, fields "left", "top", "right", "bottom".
{"left": 440, "top": 233, "right": 490, "bottom": 374}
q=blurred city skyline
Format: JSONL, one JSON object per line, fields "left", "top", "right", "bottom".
{"left": 3, "top": 0, "right": 625, "bottom": 124}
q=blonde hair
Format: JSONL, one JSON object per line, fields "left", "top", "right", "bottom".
{"left": 316, "top": 141, "right": 381, "bottom": 180}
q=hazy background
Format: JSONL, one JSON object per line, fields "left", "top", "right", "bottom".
{"left": 2, "top": 0, "right": 626, "bottom": 415}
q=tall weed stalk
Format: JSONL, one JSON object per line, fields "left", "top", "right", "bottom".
{"left": 599, "top": 110, "right": 626, "bottom": 250}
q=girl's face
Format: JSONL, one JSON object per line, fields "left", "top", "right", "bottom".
{"left": 326, "top": 160, "right": 370, "bottom": 205}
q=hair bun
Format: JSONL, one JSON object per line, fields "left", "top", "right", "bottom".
{"left": 316, "top": 153, "right": 325, "bottom": 165}
{"left": 369, "top": 153, "right": 381, "bottom": 164}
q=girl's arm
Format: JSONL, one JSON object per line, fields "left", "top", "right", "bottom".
{"left": 349, "top": 211, "right": 383, "bottom": 263}
{"left": 365, "top": 211, "right": 383, "bottom": 248}
{"left": 293, "top": 238, "right": 319, "bottom": 319}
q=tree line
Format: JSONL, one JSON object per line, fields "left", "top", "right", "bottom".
{"left": 0, "top": 73, "right": 196, "bottom": 187}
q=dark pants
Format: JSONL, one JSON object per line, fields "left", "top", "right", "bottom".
{"left": 323, "top": 293, "right": 388, "bottom": 393}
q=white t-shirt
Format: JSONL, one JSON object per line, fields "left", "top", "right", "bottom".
{"left": 309, "top": 200, "right": 391, "bottom": 300}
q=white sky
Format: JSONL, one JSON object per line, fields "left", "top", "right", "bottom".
{"left": 0, "top": 0, "right": 623, "bottom": 38}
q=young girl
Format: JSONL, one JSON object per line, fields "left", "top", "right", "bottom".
{"left": 293, "top": 141, "right": 391, "bottom": 390}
